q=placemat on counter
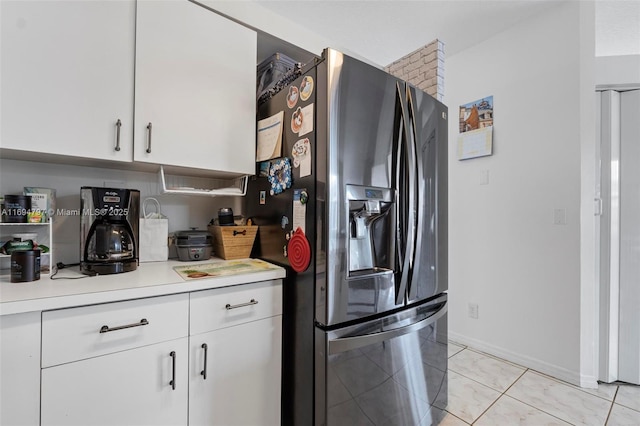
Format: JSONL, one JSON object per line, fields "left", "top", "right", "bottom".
{"left": 173, "top": 258, "right": 280, "bottom": 280}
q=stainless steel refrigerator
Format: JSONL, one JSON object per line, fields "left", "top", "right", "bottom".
{"left": 246, "top": 48, "right": 448, "bottom": 426}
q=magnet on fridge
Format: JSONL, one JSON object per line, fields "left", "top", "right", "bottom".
{"left": 291, "top": 107, "right": 303, "bottom": 134}
{"left": 281, "top": 215, "right": 289, "bottom": 229}
{"left": 258, "top": 161, "right": 271, "bottom": 177}
{"left": 259, "top": 190, "right": 266, "bottom": 205}
{"left": 291, "top": 138, "right": 312, "bottom": 177}
{"left": 300, "top": 76, "right": 314, "bottom": 101}
{"left": 300, "top": 190, "right": 309, "bottom": 205}
{"left": 287, "top": 227, "right": 311, "bottom": 273}
{"left": 268, "top": 158, "right": 292, "bottom": 195}
{"left": 286, "top": 85, "right": 299, "bottom": 109}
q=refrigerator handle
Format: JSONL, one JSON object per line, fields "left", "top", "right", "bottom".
{"left": 398, "top": 84, "right": 418, "bottom": 303}
{"left": 328, "top": 300, "right": 447, "bottom": 355}
{"left": 406, "top": 86, "right": 421, "bottom": 301}
{"left": 394, "top": 82, "right": 412, "bottom": 305}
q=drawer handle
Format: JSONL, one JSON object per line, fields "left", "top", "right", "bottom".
{"left": 99, "top": 318, "right": 149, "bottom": 333}
{"left": 200, "top": 343, "right": 208, "bottom": 380}
{"left": 225, "top": 299, "right": 258, "bottom": 310}
{"left": 169, "top": 351, "right": 176, "bottom": 390}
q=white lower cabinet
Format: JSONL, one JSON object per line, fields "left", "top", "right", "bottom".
{"left": 189, "top": 280, "right": 283, "bottom": 426}
{"left": 41, "top": 338, "right": 189, "bottom": 426}
{"left": 33, "top": 279, "right": 282, "bottom": 426}
{"left": 189, "top": 316, "right": 283, "bottom": 426}
{"left": 0, "top": 312, "right": 40, "bottom": 426}
{"left": 40, "top": 294, "right": 190, "bottom": 426}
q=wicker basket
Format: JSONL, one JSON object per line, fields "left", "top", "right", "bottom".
{"left": 208, "top": 225, "right": 258, "bottom": 260}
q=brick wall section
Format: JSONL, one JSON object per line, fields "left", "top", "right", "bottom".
{"left": 385, "top": 39, "right": 445, "bottom": 101}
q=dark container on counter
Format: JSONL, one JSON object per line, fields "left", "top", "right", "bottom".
{"left": 11, "top": 249, "right": 41, "bottom": 282}
{"left": 3, "top": 195, "right": 31, "bottom": 223}
{"left": 218, "top": 207, "right": 235, "bottom": 226}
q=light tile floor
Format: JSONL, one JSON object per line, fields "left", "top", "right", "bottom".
{"left": 437, "top": 342, "right": 640, "bottom": 425}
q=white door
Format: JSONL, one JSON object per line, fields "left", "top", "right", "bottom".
{"left": 188, "top": 316, "right": 282, "bottom": 426}
{"left": 0, "top": 0, "right": 135, "bottom": 161}
{"left": 41, "top": 338, "right": 188, "bottom": 426}
{"left": 597, "top": 89, "right": 640, "bottom": 385}
{"left": 134, "top": 0, "right": 257, "bottom": 175}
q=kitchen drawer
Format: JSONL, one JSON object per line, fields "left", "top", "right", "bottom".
{"left": 42, "top": 293, "right": 189, "bottom": 368}
{"left": 190, "top": 279, "right": 282, "bottom": 335}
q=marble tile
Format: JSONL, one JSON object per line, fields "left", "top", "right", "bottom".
{"left": 607, "top": 403, "right": 640, "bottom": 426}
{"left": 419, "top": 406, "right": 469, "bottom": 426}
{"left": 615, "top": 384, "right": 640, "bottom": 412}
{"left": 448, "top": 348, "right": 525, "bottom": 392}
{"left": 582, "top": 382, "right": 619, "bottom": 401}
{"left": 448, "top": 343, "right": 465, "bottom": 358}
{"left": 535, "top": 371, "right": 619, "bottom": 401}
{"left": 436, "top": 412, "right": 470, "bottom": 426}
{"left": 433, "top": 370, "right": 501, "bottom": 424}
{"left": 475, "top": 395, "right": 570, "bottom": 425}
{"left": 506, "top": 371, "right": 612, "bottom": 426}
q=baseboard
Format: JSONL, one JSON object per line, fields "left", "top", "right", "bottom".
{"left": 448, "top": 331, "right": 597, "bottom": 389}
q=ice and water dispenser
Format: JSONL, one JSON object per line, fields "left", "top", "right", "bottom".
{"left": 346, "top": 185, "right": 395, "bottom": 278}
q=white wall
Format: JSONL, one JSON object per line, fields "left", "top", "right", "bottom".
{"left": 0, "top": 159, "right": 242, "bottom": 265}
{"left": 195, "top": 0, "right": 329, "bottom": 58}
{"left": 596, "top": 54, "right": 640, "bottom": 87}
{"left": 445, "top": 1, "right": 596, "bottom": 385}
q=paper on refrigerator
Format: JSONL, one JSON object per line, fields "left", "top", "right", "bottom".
{"left": 256, "top": 111, "right": 284, "bottom": 162}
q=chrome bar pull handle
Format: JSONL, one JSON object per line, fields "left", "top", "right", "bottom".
{"left": 99, "top": 318, "right": 148, "bottom": 333}
{"left": 200, "top": 343, "right": 208, "bottom": 380}
{"left": 146, "top": 122, "right": 152, "bottom": 153}
{"left": 169, "top": 351, "right": 176, "bottom": 390}
{"left": 115, "top": 119, "right": 122, "bottom": 151}
{"left": 225, "top": 299, "right": 258, "bottom": 310}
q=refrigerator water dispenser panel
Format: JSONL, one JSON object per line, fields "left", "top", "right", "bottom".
{"left": 346, "top": 184, "right": 396, "bottom": 278}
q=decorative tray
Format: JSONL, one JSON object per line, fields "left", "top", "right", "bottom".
{"left": 173, "top": 258, "right": 280, "bottom": 280}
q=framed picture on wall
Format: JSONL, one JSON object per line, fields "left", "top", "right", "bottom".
{"left": 458, "top": 96, "right": 494, "bottom": 160}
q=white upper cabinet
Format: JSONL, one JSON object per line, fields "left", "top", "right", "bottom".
{"left": 134, "top": 0, "right": 257, "bottom": 175}
{"left": 0, "top": 0, "right": 135, "bottom": 161}
{"left": 2, "top": 0, "right": 257, "bottom": 176}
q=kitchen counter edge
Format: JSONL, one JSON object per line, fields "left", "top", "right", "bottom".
{"left": 0, "top": 259, "right": 286, "bottom": 316}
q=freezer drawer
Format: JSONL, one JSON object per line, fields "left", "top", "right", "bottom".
{"left": 315, "top": 295, "right": 448, "bottom": 426}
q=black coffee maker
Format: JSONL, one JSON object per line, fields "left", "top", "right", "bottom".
{"left": 80, "top": 187, "right": 140, "bottom": 275}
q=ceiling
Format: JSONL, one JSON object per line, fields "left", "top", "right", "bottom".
{"left": 256, "top": 0, "right": 640, "bottom": 67}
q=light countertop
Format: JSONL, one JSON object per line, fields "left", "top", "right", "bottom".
{"left": 0, "top": 258, "right": 286, "bottom": 316}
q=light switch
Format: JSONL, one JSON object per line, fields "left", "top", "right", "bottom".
{"left": 553, "top": 208, "right": 567, "bottom": 225}
{"left": 480, "top": 170, "right": 489, "bottom": 185}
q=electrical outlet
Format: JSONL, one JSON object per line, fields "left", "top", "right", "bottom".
{"left": 468, "top": 303, "right": 479, "bottom": 319}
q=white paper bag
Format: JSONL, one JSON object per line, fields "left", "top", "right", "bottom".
{"left": 139, "top": 198, "right": 169, "bottom": 262}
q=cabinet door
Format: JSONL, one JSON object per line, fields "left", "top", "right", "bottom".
{"left": 0, "top": 312, "right": 40, "bottom": 426}
{"left": 189, "top": 316, "right": 282, "bottom": 426}
{"left": 41, "top": 338, "right": 188, "bottom": 426}
{"left": 0, "top": 0, "right": 135, "bottom": 161}
{"left": 134, "top": 0, "right": 257, "bottom": 175}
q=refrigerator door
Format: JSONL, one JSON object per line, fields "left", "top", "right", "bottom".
{"left": 321, "top": 49, "right": 405, "bottom": 327}
{"left": 406, "top": 84, "right": 449, "bottom": 303}
{"left": 315, "top": 294, "right": 448, "bottom": 426}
